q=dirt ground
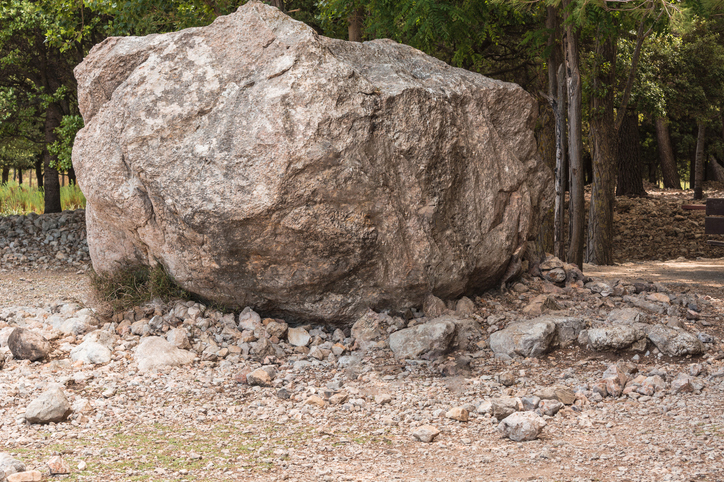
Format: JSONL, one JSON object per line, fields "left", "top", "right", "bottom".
{"left": 1, "top": 188, "right": 724, "bottom": 482}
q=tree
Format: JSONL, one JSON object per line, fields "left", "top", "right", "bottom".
{"left": 0, "top": 1, "right": 80, "bottom": 212}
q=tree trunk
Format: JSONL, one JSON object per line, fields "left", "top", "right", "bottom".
{"left": 554, "top": 63, "right": 568, "bottom": 260}
{"left": 44, "top": 102, "right": 63, "bottom": 213}
{"left": 1, "top": 167, "right": 8, "bottom": 184}
{"left": 35, "top": 156, "right": 43, "bottom": 189}
{"left": 68, "top": 166, "right": 77, "bottom": 186}
{"left": 348, "top": 8, "right": 363, "bottom": 42}
{"left": 269, "top": 0, "right": 284, "bottom": 11}
{"left": 563, "top": 0, "right": 584, "bottom": 268}
{"left": 18, "top": 169, "right": 23, "bottom": 185}
{"left": 655, "top": 117, "right": 680, "bottom": 189}
{"left": 616, "top": 109, "right": 646, "bottom": 197}
{"left": 586, "top": 35, "right": 616, "bottom": 265}
{"left": 694, "top": 118, "right": 706, "bottom": 200}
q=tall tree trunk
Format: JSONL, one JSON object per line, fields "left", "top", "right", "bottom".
{"left": 1, "top": 167, "right": 8, "bottom": 184}
{"left": 554, "top": 63, "right": 568, "bottom": 260}
{"left": 68, "top": 166, "right": 76, "bottom": 185}
{"left": 655, "top": 117, "right": 680, "bottom": 189}
{"left": 35, "top": 156, "right": 43, "bottom": 189}
{"left": 269, "top": 0, "right": 284, "bottom": 11}
{"left": 348, "top": 8, "right": 363, "bottom": 42}
{"left": 44, "top": 102, "right": 63, "bottom": 213}
{"left": 694, "top": 118, "right": 706, "bottom": 199}
{"left": 616, "top": 110, "right": 646, "bottom": 197}
{"left": 586, "top": 36, "right": 616, "bottom": 265}
{"left": 18, "top": 169, "right": 23, "bottom": 185}
{"left": 563, "top": 0, "right": 584, "bottom": 268}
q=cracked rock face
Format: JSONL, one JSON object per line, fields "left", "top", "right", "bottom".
{"left": 73, "top": 1, "right": 552, "bottom": 324}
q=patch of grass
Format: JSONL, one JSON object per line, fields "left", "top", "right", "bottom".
{"left": 91, "top": 263, "right": 191, "bottom": 311}
{"left": 0, "top": 180, "right": 86, "bottom": 215}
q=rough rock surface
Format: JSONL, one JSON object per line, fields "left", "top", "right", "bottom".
{"left": 388, "top": 318, "right": 456, "bottom": 359}
{"left": 24, "top": 386, "right": 72, "bottom": 424}
{"left": 645, "top": 324, "right": 704, "bottom": 357}
{"left": 497, "top": 411, "right": 546, "bottom": 442}
{"left": 489, "top": 317, "right": 556, "bottom": 358}
{"left": 72, "top": 1, "right": 551, "bottom": 324}
{"left": 134, "top": 336, "right": 195, "bottom": 372}
{"left": 7, "top": 329, "right": 50, "bottom": 361}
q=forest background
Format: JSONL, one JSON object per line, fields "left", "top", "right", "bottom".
{"left": 2, "top": 0, "right": 724, "bottom": 268}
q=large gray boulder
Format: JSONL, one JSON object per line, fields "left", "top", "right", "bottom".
{"left": 73, "top": 1, "right": 551, "bottom": 324}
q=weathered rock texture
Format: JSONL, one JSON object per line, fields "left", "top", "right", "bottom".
{"left": 73, "top": 1, "right": 552, "bottom": 323}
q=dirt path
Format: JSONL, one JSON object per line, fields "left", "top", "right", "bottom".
{"left": 1, "top": 259, "right": 724, "bottom": 482}
{"left": 585, "top": 258, "right": 724, "bottom": 289}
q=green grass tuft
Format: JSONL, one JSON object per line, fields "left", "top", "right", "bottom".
{"left": 0, "top": 180, "right": 86, "bottom": 215}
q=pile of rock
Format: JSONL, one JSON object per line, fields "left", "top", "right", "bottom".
{"left": 0, "top": 210, "right": 89, "bottom": 272}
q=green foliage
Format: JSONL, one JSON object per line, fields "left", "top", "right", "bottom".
{"left": 48, "top": 114, "right": 83, "bottom": 171}
{"left": 91, "top": 263, "right": 190, "bottom": 311}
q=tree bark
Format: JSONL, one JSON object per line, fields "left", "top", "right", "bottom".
{"left": 655, "top": 117, "right": 680, "bottom": 189}
{"left": 348, "top": 8, "right": 363, "bottom": 42}
{"left": 586, "top": 35, "right": 616, "bottom": 265}
{"left": 616, "top": 110, "right": 646, "bottom": 197}
{"left": 35, "top": 156, "right": 43, "bottom": 189}
{"left": 44, "top": 102, "right": 63, "bottom": 213}
{"left": 18, "top": 169, "right": 23, "bottom": 185}
{"left": 563, "top": 0, "right": 584, "bottom": 268}
{"left": 694, "top": 118, "right": 706, "bottom": 199}
{"left": 1, "top": 167, "right": 8, "bottom": 184}
{"left": 554, "top": 63, "right": 568, "bottom": 260}
{"left": 68, "top": 166, "right": 77, "bottom": 186}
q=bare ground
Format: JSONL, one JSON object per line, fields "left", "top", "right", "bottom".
{"left": 1, "top": 188, "right": 724, "bottom": 482}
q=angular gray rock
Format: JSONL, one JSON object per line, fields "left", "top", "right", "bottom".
{"left": 489, "top": 318, "right": 556, "bottom": 358}
{"left": 72, "top": 1, "right": 552, "bottom": 324}
{"left": 350, "top": 310, "right": 384, "bottom": 350}
{"left": 25, "top": 386, "right": 72, "bottom": 424}
{"left": 411, "top": 425, "right": 440, "bottom": 443}
{"left": 548, "top": 316, "right": 584, "bottom": 347}
{"left": 8, "top": 329, "right": 50, "bottom": 361}
{"left": 388, "top": 318, "right": 456, "bottom": 359}
{"left": 645, "top": 325, "right": 704, "bottom": 357}
{"left": 70, "top": 340, "right": 112, "bottom": 365}
{"left": 498, "top": 412, "right": 546, "bottom": 442}
{"left": 134, "top": 336, "right": 196, "bottom": 372}
{"left": 586, "top": 325, "right": 646, "bottom": 351}
{"left": 0, "top": 452, "right": 25, "bottom": 477}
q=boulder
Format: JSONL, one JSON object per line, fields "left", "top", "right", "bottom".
{"left": 73, "top": 1, "right": 552, "bottom": 324}
{"left": 134, "top": 336, "right": 195, "bottom": 372}
{"left": 489, "top": 317, "right": 556, "bottom": 358}
{"left": 7, "top": 329, "right": 50, "bottom": 361}
{"left": 25, "top": 386, "right": 72, "bottom": 424}
{"left": 388, "top": 318, "right": 456, "bottom": 359}
{"left": 644, "top": 325, "right": 704, "bottom": 357}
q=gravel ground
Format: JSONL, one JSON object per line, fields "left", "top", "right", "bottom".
{"left": 1, "top": 200, "right": 723, "bottom": 482}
